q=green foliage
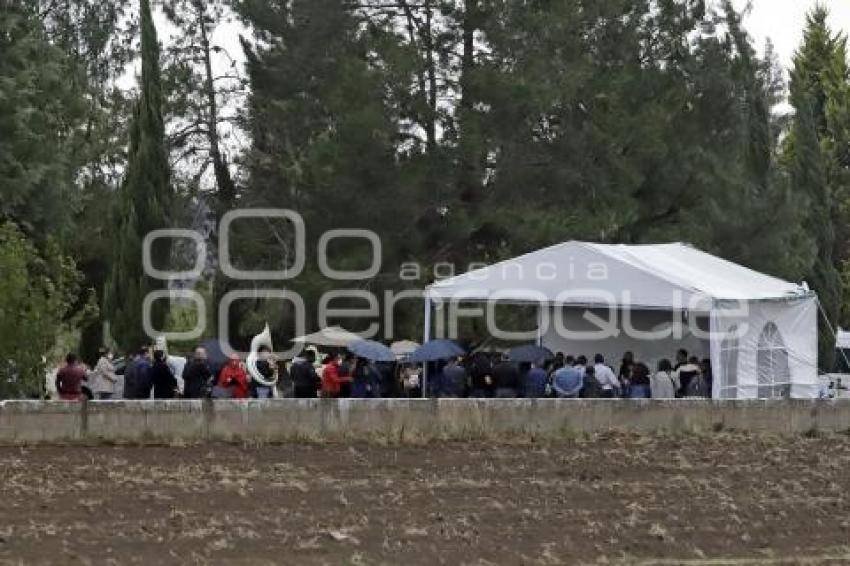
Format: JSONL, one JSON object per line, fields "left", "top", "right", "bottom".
{"left": 0, "top": 3, "right": 85, "bottom": 236}
{"left": 0, "top": 222, "right": 96, "bottom": 398}
{"left": 105, "top": 0, "right": 173, "bottom": 352}
{"left": 785, "top": 4, "right": 850, "bottom": 366}
{"left": 231, "top": 0, "right": 818, "bottom": 343}
{"left": 228, "top": 0, "right": 417, "bottom": 344}
{"left": 4, "top": 0, "right": 849, "bottom": 362}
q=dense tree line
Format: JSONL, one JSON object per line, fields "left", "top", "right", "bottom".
{"left": 232, "top": 0, "right": 849, "bottom": 350}
{"left": 1, "top": 0, "right": 849, "bottom": 395}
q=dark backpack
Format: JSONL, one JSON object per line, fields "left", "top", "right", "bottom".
{"left": 581, "top": 373, "right": 603, "bottom": 398}
{"left": 291, "top": 361, "right": 317, "bottom": 390}
{"left": 686, "top": 374, "right": 708, "bottom": 397}
{"left": 677, "top": 370, "right": 699, "bottom": 398}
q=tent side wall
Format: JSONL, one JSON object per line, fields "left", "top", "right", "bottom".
{"left": 710, "top": 296, "right": 818, "bottom": 399}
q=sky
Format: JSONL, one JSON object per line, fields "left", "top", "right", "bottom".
{"left": 735, "top": 0, "right": 850, "bottom": 70}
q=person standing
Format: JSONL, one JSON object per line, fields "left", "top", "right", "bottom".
{"left": 574, "top": 355, "right": 588, "bottom": 378}
{"left": 91, "top": 348, "right": 118, "bottom": 400}
{"left": 675, "top": 356, "right": 702, "bottom": 398}
{"left": 674, "top": 349, "right": 689, "bottom": 370}
{"left": 150, "top": 350, "right": 178, "bottom": 399}
{"left": 523, "top": 360, "right": 549, "bottom": 398}
{"left": 124, "top": 347, "right": 152, "bottom": 399}
{"left": 182, "top": 346, "right": 212, "bottom": 399}
{"left": 291, "top": 350, "right": 321, "bottom": 398}
{"left": 440, "top": 357, "right": 468, "bottom": 398}
{"left": 378, "top": 361, "right": 397, "bottom": 398}
{"left": 352, "top": 358, "right": 382, "bottom": 398}
{"left": 122, "top": 352, "right": 138, "bottom": 399}
{"left": 651, "top": 359, "right": 679, "bottom": 399}
{"left": 684, "top": 357, "right": 709, "bottom": 398}
{"left": 55, "top": 354, "right": 87, "bottom": 401}
{"left": 399, "top": 364, "right": 421, "bottom": 398}
{"left": 253, "top": 345, "right": 277, "bottom": 399}
{"left": 628, "top": 362, "right": 651, "bottom": 399}
{"left": 552, "top": 364, "right": 583, "bottom": 398}
{"left": 469, "top": 353, "right": 493, "bottom": 398}
{"left": 337, "top": 353, "right": 355, "bottom": 398}
{"left": 580, "top": 365, "right": 603, "bottom": 398}
{"left": 217, "top": 354, "right": 250, "bottom": 399}
{"left": 321, "top": 354, "right": 342, "bottom": 398}
{"left": 700, "top": 358, "right": 713, "bottom": 399}
{"left": 492, "top": 358, "right": 520, "bottom": 398}
{"left": 618, "top": 351, "right": 635, "bottom": 397}
{"left": 552, "top": 352, "right": 565, "bottom": 371}
{"left": 593, "top": 354, "right": 619, "bottom": 398}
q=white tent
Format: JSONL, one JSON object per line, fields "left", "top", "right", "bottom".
{"left": 836, "top": 329, "right": 850, "bottom": 351}
{"left": 424, "top": 241, "right": 818, "bottom": 399}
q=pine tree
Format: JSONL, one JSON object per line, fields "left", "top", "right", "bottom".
{"left": 791, "top": 93, "right": 839, "bottom": 368}
{"left": 0, "top": 0, "right": 85, "bottom": 238}
{"left": 105, "top": 0, "right": 172, "bottom": 351}
{"left": 234, "top": 0, "right": 412, "bottom": 342}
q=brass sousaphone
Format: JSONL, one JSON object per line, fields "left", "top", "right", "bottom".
{"left": 246, "top": 323, "right": 277, "bottom": 387}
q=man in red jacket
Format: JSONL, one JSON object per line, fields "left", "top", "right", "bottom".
{"left": 217, "top": 354, "right": 250, "bottom": 399}
{"left": 55, "top": 353, "right": 87, "bottom": 401}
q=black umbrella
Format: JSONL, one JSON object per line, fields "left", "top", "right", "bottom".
{"left": 508, "top": 344, "right": 554, "bottom": 364}
{"left": 200, "top": 339, "right": 229, "bottom": 374}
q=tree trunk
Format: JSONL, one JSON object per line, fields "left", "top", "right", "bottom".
{"left": 193, "top": 0, "right": 236, "bottom": 214}
{"left": 458, "top": 0, "right": 480, "bottom": 208}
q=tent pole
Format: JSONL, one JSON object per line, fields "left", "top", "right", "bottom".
{"left": 536, "top": 304, "right": 544, "bottom": 347}
{"left": 422, "top": 296, "right": 432, "bottom": 398}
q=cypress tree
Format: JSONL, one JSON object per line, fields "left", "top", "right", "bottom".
{"left": 790, "top": 93, "right": 839, "bottom": 368}
{"left": 787, "top": 5, "right": 850, "bottom": 367}
{"left": 105, "top": 0, "right": 172, "bottom": 351}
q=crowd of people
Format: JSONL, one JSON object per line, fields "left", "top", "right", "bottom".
{"left": 53, "top": 344, "right": 712, "bottom": 401}
{"left": 426, "top": 348, "right": 712, "bottom": 399}
{"left": 53, "top": 344, "right": 396, "bottom": 400}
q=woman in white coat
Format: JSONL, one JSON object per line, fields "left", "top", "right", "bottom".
{"left": 92, "top": 348, "right": 118, "bottom": 400}
{"left": 650, "top": 358, "right": 679, "bottom": 399}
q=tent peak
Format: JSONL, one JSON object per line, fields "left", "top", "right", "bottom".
{"left": 426, "top": 240, "right": 810, "bottom": 307}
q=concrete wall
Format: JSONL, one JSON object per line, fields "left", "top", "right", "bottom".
{"left": 2, "top": 399, "right": 850, "bottom": 444}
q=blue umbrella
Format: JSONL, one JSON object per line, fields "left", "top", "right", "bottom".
{"left": 508, "top": 344, "right": 554, "bottom": 364}
{"left": 348, "top": 340, "right": 396, "bottom": 362}
{"left": 411, "top": 339, "right": 465, "bottom": 363}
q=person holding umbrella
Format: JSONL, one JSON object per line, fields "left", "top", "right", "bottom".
{"left": 338, "top": 353, "right": 355, "bottom": 398}
{"left": 410, "top": 339, "right": 466, "bottom": 397}
{"left": 469, "top": 353, "right": 494, "bottom": 398}
{"left": 492, "top": 355, "right": 521, "bottom": 398}
{"left": 523, "top": 359, "right": 549, "bottom": 398}
{"left": 347, "top": 340, "right": 396, "bottom": 398}
{"left": 351, "top": 358, "right": 381, "bottom": 398}
{"left": 321, "top": 353, "right": 342, "bottom": 398}
{"left": 440, "top": 357, "right": 468, "bottom": 398}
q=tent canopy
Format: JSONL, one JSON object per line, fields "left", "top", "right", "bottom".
{"left": 426, "top": 241, "right": 811, "bottom": 310}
